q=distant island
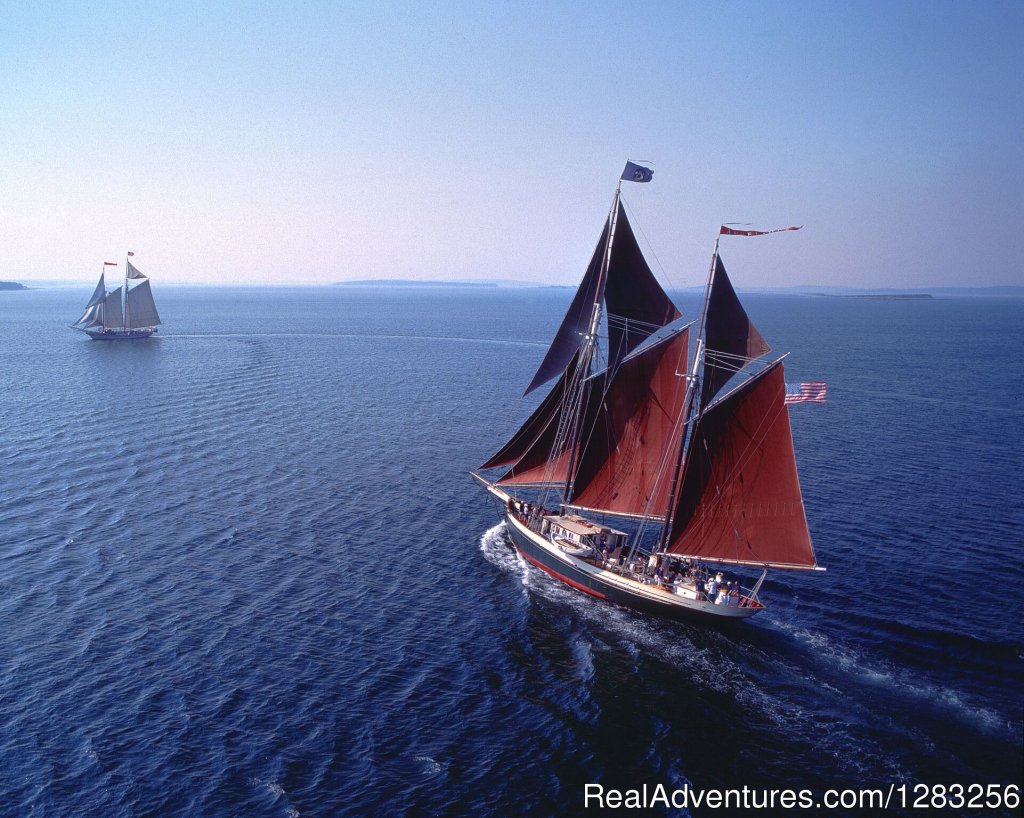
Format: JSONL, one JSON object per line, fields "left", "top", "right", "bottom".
{"left": 0, "top": 281, "right": 28, "bottom": 291}
{"left": 813, "top": 292, "right": 933, "bottom": 300}
{"left": 776, "top": 285, "right": 1024, "bottom": 298}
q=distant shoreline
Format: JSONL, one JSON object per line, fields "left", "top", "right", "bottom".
{"left": 812, "top": 292, "right": 933, "bottom": 300}
{"left": 0, "top": 281, "right": 28, "bottom": 291}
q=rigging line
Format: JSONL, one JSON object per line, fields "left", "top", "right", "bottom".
{"left": 703, "top": 358, "right": 747, "bottom": 377}
{"left": 705, "top": 348, "right": 764, "bottom": 363}
{"left": 531, "top": 352, "right": 594, "bottom": 508}
{"left": 605, "top": 314, "right": 665, "bottom": 332}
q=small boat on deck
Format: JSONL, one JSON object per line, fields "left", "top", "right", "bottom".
{"left": 472, "top": 162, "right": 824, "bottom": 623}
{"left": 72, "top": 254, "right": 162, "bottom": 340}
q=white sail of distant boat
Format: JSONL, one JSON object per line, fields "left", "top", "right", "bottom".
{"left": 72, "top": 255, "right": 162, "bottom": 340}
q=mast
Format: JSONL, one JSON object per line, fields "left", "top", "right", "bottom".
{"left": 100, "top": 264, "right": 108, "bottom": 329}
{"left": 657, "top": 235, "right": 721, "bottom": 551}
{"left": 123, "top": 253, "right": 130, "bottom": 329}
{"left": 559, "top": 182, "right": 621, "bottom": 505}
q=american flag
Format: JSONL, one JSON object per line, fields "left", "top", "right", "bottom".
{"left": 785, "top": 382, "right": 827, "bottom": 404}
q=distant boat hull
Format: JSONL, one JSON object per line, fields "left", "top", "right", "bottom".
{"left": 503, "top": 511, "right": 763, "bottom": 623}
{"left": 82, "top": 328, "right": 158, "bottom": 340}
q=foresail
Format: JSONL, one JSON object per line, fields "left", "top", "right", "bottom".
{"left": 74, "top": 302, "right": 104, "bottom": 327}
{"left": 604, "top": 202, "right": 682, "bottom": 370}
{"left": 568, "top": 326, "right": 690, "bottom": 518}
{"left": 700, "top": 255, "right": 771, "bottom": 407}
{"left": 85, "top": 274, "right": 107, "bottom": 308}
{"left": 524, "top": 218, "right": 610, "bottom": 395}
{"left": 495, "top": 371, "right": 605, "bottom": 487}
{"left": 481, "top": 353, "right": 579, "bottom": 470}
{"left": 126, "top": 280, "right": 161, "bottom": 327}
{"left": 667, "top": 361, "right": 817, "bottom": 568}
{"left": 104, "top": 287, "right": 124, "bottom": 328}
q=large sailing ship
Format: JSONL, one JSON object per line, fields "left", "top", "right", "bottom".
{"left": 473, "top": 163, "right": 823, "bottom": 622}
{"left": 72, "top": 254, "right": 161, "bottom": 340}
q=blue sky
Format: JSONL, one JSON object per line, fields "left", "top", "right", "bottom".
{"left": 1, "top": 0, "right": 1021, "bottom": 287}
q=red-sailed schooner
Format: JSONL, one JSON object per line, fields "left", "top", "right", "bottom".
{"left": 472, "top": 164, "right": 824, "bottom": 622}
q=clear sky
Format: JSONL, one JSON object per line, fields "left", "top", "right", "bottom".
{"left": 1, "top": 0, "right": 1021, "bottom": 287}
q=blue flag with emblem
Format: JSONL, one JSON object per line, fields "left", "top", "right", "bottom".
{"left": 620, "top": 161, "right": 653, "bottom": 183}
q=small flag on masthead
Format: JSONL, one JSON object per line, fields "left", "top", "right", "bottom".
{"left": 620, "top": 161, "right": 653, "bottom": 183}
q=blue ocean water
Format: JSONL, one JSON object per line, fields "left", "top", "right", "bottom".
{"left": 0, "top": 285, "right": 1021, "bottom": 817}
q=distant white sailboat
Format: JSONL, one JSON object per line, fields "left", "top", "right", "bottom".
{"left": 72, "top": 254, "right": 161, "bottom": 340}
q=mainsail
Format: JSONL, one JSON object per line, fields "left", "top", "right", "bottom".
{"left": 567, "top": 325, "right": 691, "bottom": 518}
{"left": 104, "top": 286, "right": 124, "bottom": 328}
{"left": 666, "top": 360, "right": 817, "bottom": 568}
{"left": 126, "top": 279, "right": 161, "bottom": 328}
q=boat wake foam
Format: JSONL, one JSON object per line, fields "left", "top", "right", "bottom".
{"left": 476, "top": 524, "right": 910, "bottom": 778}
{"left": 773, "top": 621, "right": 1013, "bottom": 735}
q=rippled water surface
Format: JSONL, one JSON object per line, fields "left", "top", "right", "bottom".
{"left": 0, "top": 285, "right": 1021, "bottom": 816}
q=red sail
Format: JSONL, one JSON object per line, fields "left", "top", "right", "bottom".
{"left": 668, "top": 361, "right": 817, "bottom": 568}
{"left": 700, "top": 255, "right": 771, "bottom": 407}
{"left": 569, "top": 326, "right": 690, "bottom": 517}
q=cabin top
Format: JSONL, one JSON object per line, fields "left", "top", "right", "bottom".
{"left": 543, "top": 514, "right": 627, "bottom": 538}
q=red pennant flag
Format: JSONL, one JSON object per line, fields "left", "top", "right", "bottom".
{"left": 127, "top": 251, "right": 135, "bottom": 256}
{"left": 720, "top": 225, "right": 802, "bottom": 236}
{"left": 103, "top": 261, "right": 118, "bottom": 266}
